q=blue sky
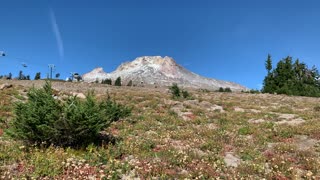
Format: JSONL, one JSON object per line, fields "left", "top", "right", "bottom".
{"left": 1, "top": 0, "right": 320, "bottom": 89}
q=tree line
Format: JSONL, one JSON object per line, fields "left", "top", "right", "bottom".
{"left": 0, "top": 71, "right": 61, "bottom": 80}
{"left": 262, "top": 54, "right": 320, "bottom": 97}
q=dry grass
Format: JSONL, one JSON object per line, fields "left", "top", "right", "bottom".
{"left": 0, "top": 80, "right": 320, "bottom": 179}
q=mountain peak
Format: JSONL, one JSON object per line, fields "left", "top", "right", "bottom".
{"left": 83, "top": 56, "right": 247, "bottom": 91}
{"left": 116, "top": 56, "right": 177, "bottom": 71}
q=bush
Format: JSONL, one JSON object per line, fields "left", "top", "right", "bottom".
{"left": 314, "top": 106, "right": 320, "bottom": 112}
{"left": 6, "top": 81, "right": 131, "bottom": 147}
{"left": 181, "top": 90, "right": 190, "bottom": 99}
{"left": 169, "top": 83, "right": 180, "bottom": 98}
{"left": 169, "top": 84, "right": 192, "bottom": 99}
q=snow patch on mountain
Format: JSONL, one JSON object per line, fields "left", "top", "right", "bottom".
{"left": 82, "top": 56, "right": 247, "bottom": 91}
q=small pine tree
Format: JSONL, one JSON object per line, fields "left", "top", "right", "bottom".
{"left": 127, "top": 80, "right": 133, "bottom": 86}
{"left": 169, "top": 83, "right": 180, "bottom": 98}
{"left": 8, "top": 73, "right": 12, "bottom": 80}
{"left": 101, "top": 78, "right": 112, "bottom": 85}
{"left": 218, "top": 87, "right": 224, "bottom": 92}
{"left": 115, "top": 77, "right": 121, "bottom": 86}
{"left": 265, "top": 54, "right": 272, "bottom": 74}
{"left": 34, "top": 72, "right": 41, "bottom": 80}
{"left": 55, "top": 73, "right": 60, "bottom": 79}
{"left": 107, "top": 79, "right": 112, "bottom": 85}
{"left": 18, "top": 71, "right": 24, "bottom": 80}
{"left": 224, "top": 87, "right": 232, "bottom": 92}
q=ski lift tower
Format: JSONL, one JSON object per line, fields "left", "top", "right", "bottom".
{"left": 48, "top": 64, "right": 55, "bottom": 80}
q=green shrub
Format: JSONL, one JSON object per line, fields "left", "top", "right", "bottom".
{"left": 181, "top": 90, "right": 190, "bottom": 99}
{"left": 169, "top": 83, "right": 181, "bottom": 98}
{"left": 6, "top": 81, "right": 131, "bottom": 147}
{"left": 238, "top": 126, "right": 253, "bottom": 135}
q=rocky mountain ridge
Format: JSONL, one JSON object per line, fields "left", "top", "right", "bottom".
{"left": 82, "top": 56, "right": 247, "bottom": 91}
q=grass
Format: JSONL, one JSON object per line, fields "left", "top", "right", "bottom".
{"left": 0, "top": 80, "right": 320, "bottom": 179}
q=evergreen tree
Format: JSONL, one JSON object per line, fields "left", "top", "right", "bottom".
{"left": 55, "top": 73, "right": 60, "bottom": 79}
{"left": 18, "top": 71, "right": 24, "bottom": 80}
{"left": 101, "top": 78, "right": 112, "bottom": 85}
{"left": 265, "top": 54, "right": 272, "bottom": 74}
{"left": 8, "top": 73, "right": 12, "bottom": 80}
{"left": 115, "top": 77, "right": 121, "bottom": 86}
{"left": 218, "top": 87, "right": 224, "bottom": 92}
{"left": 225, "top": 87, "right": 232, "bottom": 92}
{"left": 34, "top": 72, "right": 41, "bottom": 80}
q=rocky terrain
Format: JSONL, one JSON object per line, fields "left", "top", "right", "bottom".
{"left": 0, "top": 80, "right": 320, "bottom": 179}
{"left": 82, "top": 56, "right": 247, "bottom": 91}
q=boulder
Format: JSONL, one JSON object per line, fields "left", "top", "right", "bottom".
{"left": 0, "top": 83, "right": 12, "bottom": 90}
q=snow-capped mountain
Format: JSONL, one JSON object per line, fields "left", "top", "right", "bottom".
{"left": 82, "top": 56, "right": 247, "bottom": 91}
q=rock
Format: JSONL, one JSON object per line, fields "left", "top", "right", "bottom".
{"left": 199, "top": 101, "right": 212, "bottom": 108}
{"left": 0, "top": 83, "right": 12, "bottom": 90}
{"left": 207, "top": 123, "right": 217, "bottom": 130}
{"left": 71, "top": 92, "right": 86, "bottom": 99}
{"left": 224, "top": 152, "right": 241, "bottom": 167}
{"left": 275, "top": 118, "right": 305, "bottom": 126}
{"left": 179, "top": 169, "right": 188, "bottom": 175}
{"left": 294, "top": 135, "right": 319, "bottom": 151}
{"left": 278, "top": 113, "right": 295, "bottom": 119}
{"left": 250, "top": 109, "right": 261, "bottom": 113}
{"left": 210, "top": 105, "right": 225, "bottom": 112}
{"left": 234, "top": 107, "right": 245, "bottom": 112}
{"left": 248, "top": 119, "right": 266, "bottom": 124}
{"left": 181, "top": 112, "right": 196, "bottom": 120}
{"left": 184, "top": 100, "right": 199, "bottom": 106}
{"left": 164, "top": 99, "right": 180, "bottom": 106}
